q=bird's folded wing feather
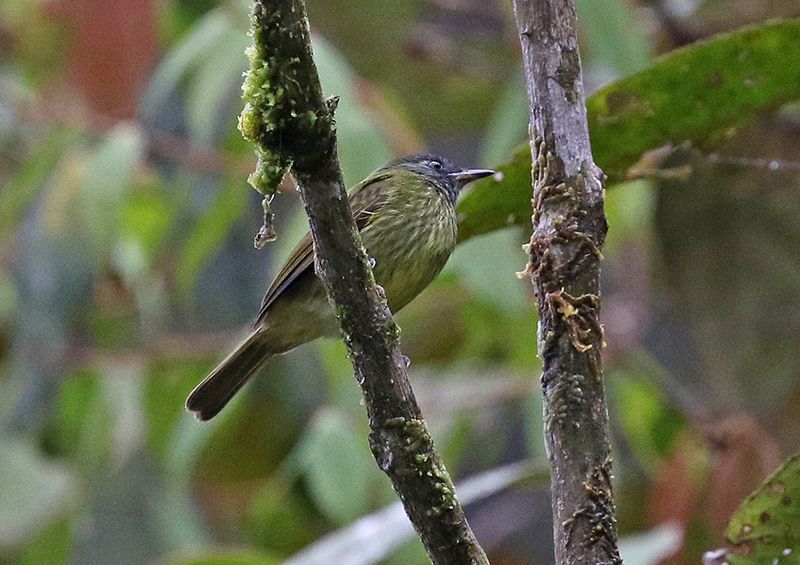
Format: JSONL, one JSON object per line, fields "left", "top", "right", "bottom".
{"left": 254, "top": 172, "right": 392, "bottom": 325}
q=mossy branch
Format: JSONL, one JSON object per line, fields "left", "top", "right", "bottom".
{"left": 240, "top": 1, "right": 487, "bottom": 562}
{"left": 511, "top": 0, "right": 621, "bottom": 563}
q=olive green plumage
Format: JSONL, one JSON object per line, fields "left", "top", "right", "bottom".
{"left": 186, "top": 155, "right": 494, "bottom": 420}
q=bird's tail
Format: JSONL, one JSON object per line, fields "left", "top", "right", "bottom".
{"left": 186, "top": 328, "right": 274, "bottom": 421}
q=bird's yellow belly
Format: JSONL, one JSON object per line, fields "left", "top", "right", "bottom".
{"left": 362, "top": 200, "right": 457, "bottom": 312}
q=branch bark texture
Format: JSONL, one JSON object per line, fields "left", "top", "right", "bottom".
{"left": 240, "top": 1, "right": 487, "bottom": 562}
{"left": 511, "top": 1, "right": 621, "bottom": 563}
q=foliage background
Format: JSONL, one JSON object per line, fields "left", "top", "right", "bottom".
{"left": 1, "top": 0, "right": 800, "bottom": 563}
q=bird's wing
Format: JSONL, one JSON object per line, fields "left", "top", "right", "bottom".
{"left": 255, "top": 172, "right": 392, "bottom": 324}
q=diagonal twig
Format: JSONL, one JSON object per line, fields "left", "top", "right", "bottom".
{"left": 240, "top": 1, "right": 487, "bottom": 562}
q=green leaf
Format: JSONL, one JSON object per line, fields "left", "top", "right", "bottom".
{"left": 724, "top": 455, "right": 800, "bottom": 564}
{"left": 298, "top": 410, "right": 375, "bottom": 525}
{"left": 457, "top": 20, "right": 800, "bottom": 242}
{"left": 175, "top": 178, "right": 248, "bottom": 294}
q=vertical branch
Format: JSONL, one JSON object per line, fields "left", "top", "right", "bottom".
{"left": 240, "top": 1, "right": 487, "bottom": 562}
{"left": 510, "top": 1, "right": 621, "bottom": 563}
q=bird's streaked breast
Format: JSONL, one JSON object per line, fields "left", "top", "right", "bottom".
{"left": 360, "top": 180, "right": 457, "bottom": 312}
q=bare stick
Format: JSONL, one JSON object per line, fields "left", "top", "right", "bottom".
{"left": 239, "top": 1, "right": 487, "bottom": 562}
{"left": 510, "top": 1, "right": 621, "bottom": 563}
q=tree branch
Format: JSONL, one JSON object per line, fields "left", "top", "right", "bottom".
{"left": 240, "top": 1, "right": 487, "bottom": 562}
{"left": 510, "top": 1, "right": 621, "bottom": 563}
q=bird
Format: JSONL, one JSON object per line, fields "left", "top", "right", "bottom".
{"left": 186, "top": 154, "right": 494, "bottom": 420}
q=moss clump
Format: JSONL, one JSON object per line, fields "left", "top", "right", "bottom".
{"left": 238, "top": 1, "right": 337, "bottom": 246}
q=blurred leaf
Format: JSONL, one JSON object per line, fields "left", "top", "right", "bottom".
{"left": 618, "top": 523, "right": 683, "bottom": 565}
{"left": 285, "top": 460, "right": 544, "bottom": 565}
{"left": 306, "top": 0, "right": 502, "bottom": 133}
{"left": 145, "top": 359, "right": 211, "bottom": 466}
{"left": 16, "top": 517, "right": 72, "bottom": 565}
{"left": 176, "top": 179, "right": 248, "bottom": 295}
{"left": 100, "top": 362, "right": 147, "bottom": 468}
{"left": 315, "top": 338, "right": 362, "bottom": 409}
{"left": 120, "top": 178, "right": 175, "bottom": 260}
{"left": 158, "top": 550, "right": 281, "bottom": 565}
{"left": 55, "top": 369, "right": 113, "bottom": 474}
{"left": 381, "top": 539, "right": 428, "bottom": 565}
{"left": 586, "top": 20, "right": 800, "bottom": 178}
{"left": 445, "top": 227, "right": 528, "bottom": 312}
{"left": 151, "top": 477, "right": 211, "bottom": 553}
{"left": 114, "top": 230, "right": 151, "bottom": 286}
{"left": 155, "top": 0, "right": 222, "bottom": 41}
{"left": 165, "top": 410, "right": 222, "bottom": 480}
{"left": 456, "top": 148, "right": 527, "bottom": 242}
{"left": 603, "top": 179, "right": 655, "bottom": 253}
{"left": 68, "top": 456, "right": 166, "bottom": 565}
{"left": 523, "top": 387, "right": 546, "bottom": 461}
{"left": 313, "top": 37, "right": 391, "bottom": 185}
{"left": 723, "top": 455, "right": 800, "bottom": 564}
{"left": 190, "top": 367, "right": 305, "bottom": 483}
{"left": 576, "top": 0, "right": 650, "bottom": 76}
{"left": 436, "top": 414, "right": 474, "bottom": 477}
{"left": 246, "top": 475, "right": 327, "bottom": 554}
{"left": 609, "top": 362, "right": 685, "bottom": 471}
{"left": 79, "top": 124, "right": 146, "bottom": 256}
{"left": 298, "top": 410, "right": 375, "bottom": 525}
{"left": 0, "top": 270, "right": 17, "bottom": 323}
{"left": 457, "top": 20, "right": 800, "bottom": 241}
{"left": 146, "top": 364, "right": 218, "bottom": 552}
{"left": 142, "top": 10, "right": 234, "bottom": 121}
{"left": 112, "top": 238, "right": 170, "bottom": 332}
{"left": 479, "top": 75, "right": 527, "bottom": 166}
{"left": 0, "top": 129, "right": 73, "bottom": 234}
{"left": 458, "top": 299, "right": 537, "bottom": 369}
{"left": 186, "top": 28, "right": 248, "bottom": 146}
{"left": 654, "top": 126, "right": 800, "bottom": 417}
{"left": 0, "top": 438, "right": 75, "bottom": 547}
{"left": 38, "top": 147, "right": 90, "bottom": 239}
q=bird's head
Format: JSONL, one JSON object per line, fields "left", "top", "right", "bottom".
{"left": 384, "top": 154, "right": 495, "bottom": 205}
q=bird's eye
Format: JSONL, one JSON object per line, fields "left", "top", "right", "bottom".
{"left": 430, "top": 160, "right": 443, "bottom": 170}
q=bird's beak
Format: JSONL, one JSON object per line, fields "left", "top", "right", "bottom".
{"left": 450, "top": 168, "right": 495, "bottom": 184}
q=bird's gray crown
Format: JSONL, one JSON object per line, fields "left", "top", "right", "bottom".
{"left": 384, "top": 154, "right": 483, "bottom": 205}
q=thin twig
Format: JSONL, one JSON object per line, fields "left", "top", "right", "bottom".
{"left": 241, "top": 1, "right": 487, "bottom": 562}
{"left": 511, "top": 0, "right": 621, "bottom": 563}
